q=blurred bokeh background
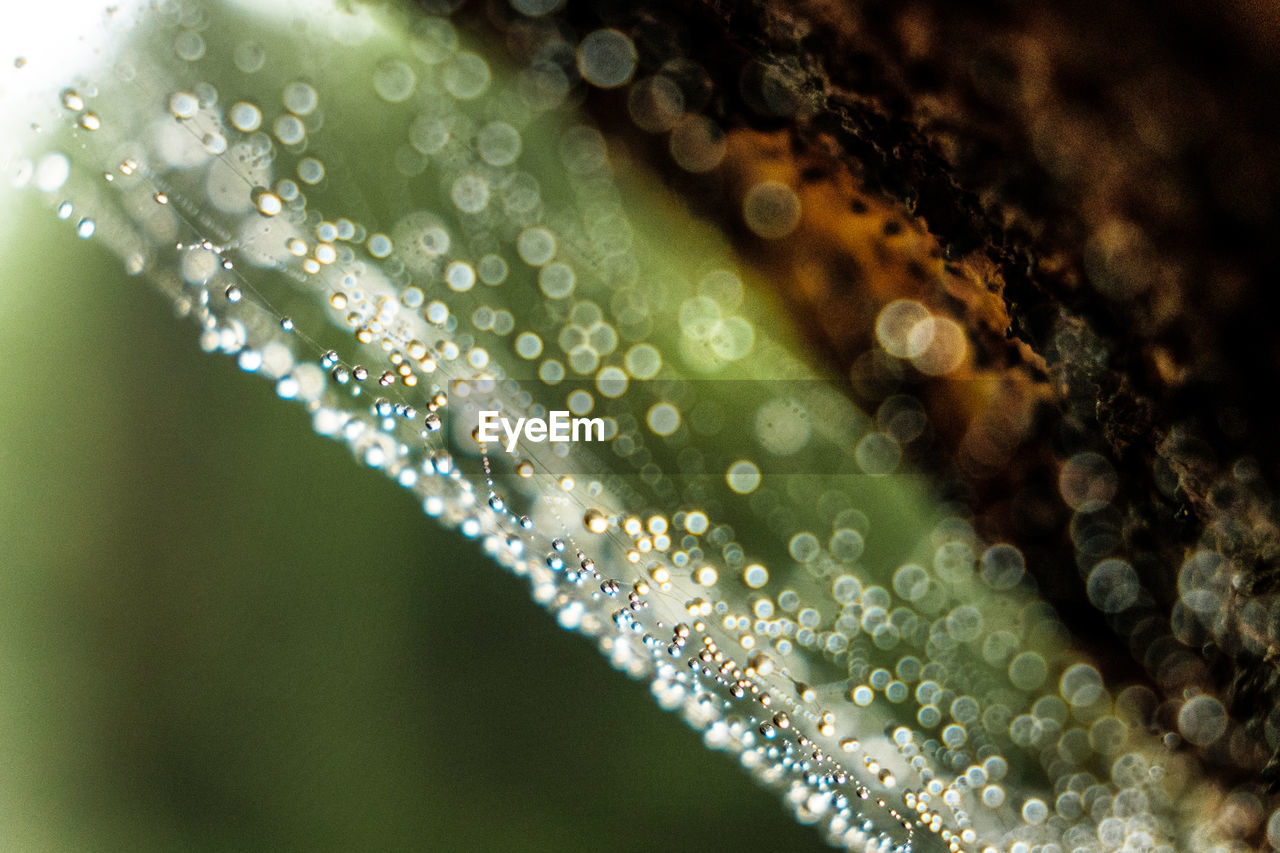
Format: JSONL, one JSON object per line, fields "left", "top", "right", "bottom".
{"left": 0, "top": 190, "right": 827, "bottom": 850}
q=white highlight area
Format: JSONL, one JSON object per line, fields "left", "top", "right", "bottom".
{"left": 0, "top": 0, "right": 143, "bottom": 132}
{"left": 0, "top": 0, "right": 144, "bottom": 234}
{"left": 0, "top": 0, "right": 138, "bottom": 94}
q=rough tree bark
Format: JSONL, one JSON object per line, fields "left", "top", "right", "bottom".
{"left": 463, "top": 0, "right": 1280, "bottom": 806}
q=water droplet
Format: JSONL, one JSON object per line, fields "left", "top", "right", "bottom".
{"left": 477, "top": 121, "right": 522, "bottom": 166}
{"left": 75, "top": 218, "right": 95, "bottom": 238}
{"left": 445, "top": 261, "right": 476, "bottom": 292}
{"left": 1178, "top": 695, "right": 1227, "bottom": 746}
{"left": 168, "top": 91, "right": 198, "bottom": 119}
{"left": 743, "top": 181, "right": 801, "bottom": 239}
{"left": 442, "top": 52, "right": 490, "bottom": 100}
{"left": 282, "top": 81, "right": 318, "bottom": 115}
{"left": 669, "top": 115, "right": 726, "bottom": 173}
{"left": 233, "top": 41, "right": 266, "bottom": 73}
{"left": 577, "top": 29, "right": 637, "bottom": 89}
{"left": 694, "top": 566, "right": 718, "bottom": 586}
{"left": 229, "top": 102, "right": 262, "bottom": 132}
{"left": 250, "top": 186, "right": 282, "bottom": 217}
{"left": 225, "top": 285, "right": 242, "bottom": 303}
{"left": 297, "top": 157, "right": 325, "bottom": 185}
{"left": 583, "top": 508, "right": 608, "bottom": 534}
{"left": 274, "top": 115, "right": 306, "bottom": 145}
{"left": 450, "top": 174, "right": 489, "bottom": 214}
{"left": 1087, "top": 558, "right": 1140, "bottom": 613}
{"left": 174, "top": 30, "right": 206, "bottom": 61}
{"left": 516, "top": 227, "right": 556, "bottom": 266}
{"left": 373, "top": 59, "right": 417, "bottom": 102}
{"left": 628, "top": 75, "right": 685, "bottom": 132}
{"left": 201, "top": 132, "right": 228, "bottom": 155}
{"left": 726, "top": 460, "right": 761, "bottom": 494}
{"left": 538, "top": 262, "right": 575, "bottom": 299}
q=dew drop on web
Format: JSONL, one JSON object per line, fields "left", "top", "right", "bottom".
{"left": 9, "top": 3, "right": 1237, "bottom": 849}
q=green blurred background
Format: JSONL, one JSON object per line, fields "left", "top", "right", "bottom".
{"left": 0, "top": 192, "right": 827, "bottom": 850}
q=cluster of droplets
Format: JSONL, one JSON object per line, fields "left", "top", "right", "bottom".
{"left": 507, "top": 0, "right": 818, "bottom": 249}
{"left": 1023, "top": 307, "right": 1279, "bottom": 840}
{"left": 10, "top": 1, "right": 1269, "bottom": 849}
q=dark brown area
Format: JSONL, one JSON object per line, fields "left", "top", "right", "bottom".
{"left": 461, "top": 0, "right": 1280, "bottom": 818}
